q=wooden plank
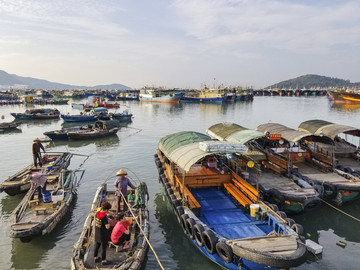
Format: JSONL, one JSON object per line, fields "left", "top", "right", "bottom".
{"left": 224, "top": 183, "right": 252, "bottom": 207}
{"left": 174, "top": 175, "right": 201, "bottom": 210}
{"left": 232, "top": 179, "right": 257, "bottom": 202}
{"left": 232, "top": 172, "right": 259, "bottom": 197}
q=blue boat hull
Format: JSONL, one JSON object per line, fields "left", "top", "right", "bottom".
{"left": 61, "top": 115, "right": 97, "bottom": 122}
{"left": 181, "top": 96, "right": 225, "bottom": 102}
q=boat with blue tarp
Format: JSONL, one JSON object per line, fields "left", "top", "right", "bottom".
{"left": 155, "top": 131, "right": 308, "bottom": 269}
{"left": 206, "top": 123, "right": 321, "bottom": 214}
{"left": 11, "top": 108, "right": 60, "bottom": 120}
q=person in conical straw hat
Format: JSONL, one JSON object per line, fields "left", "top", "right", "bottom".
{"left": 114, "top": 169, "right": 136, "bottom": 214}
{"left": 32, "top": 138, "right": 46, "bottom": 167}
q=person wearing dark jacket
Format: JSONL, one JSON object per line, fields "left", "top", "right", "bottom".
{"left": 32, "top": 138, "right": 45, "bottom": 167}
{"left": 94, "top": 201, "right": 112, "bottom": 265}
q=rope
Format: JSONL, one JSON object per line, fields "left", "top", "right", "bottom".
{"left": 320, "top": 198, "right": 360, "bottom": 223}
{"left": 119, "top": 185, "right": 165, "bottom": 270}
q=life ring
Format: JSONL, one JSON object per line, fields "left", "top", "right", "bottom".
{"left": 202, "top": 230, "right": 218, "bottom": 254}
{"left": 193, "top": 224, "right": 205, "bottom": 246}
{"left": 180, "top": 214, "right": 189, "bottom": 234}
{"left": 291, "top": 223, "right": 304, "bottom": 235}
{"left": 216, "top": 241, "right": 233, "bottom": 263}
{"left": 323, "top": 182, "right": 337, "bottom": 199}
{"left": 186, "top": 218, "right": 196, "bottom": 239}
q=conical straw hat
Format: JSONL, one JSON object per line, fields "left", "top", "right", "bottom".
{"left": 116, "top": 169, "right": 128, "bottom": 176}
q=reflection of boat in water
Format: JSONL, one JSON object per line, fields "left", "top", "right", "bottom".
{"left": 0, "top": 121, "right": 21, "bottom": 133}
{"left": 331, "top": 102, "right": 360, "bottom": 111}
{"left": 47, "top": 134, "right": 120, "bottom": 148}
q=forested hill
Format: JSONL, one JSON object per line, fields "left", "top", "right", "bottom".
{"left": 266, "top": 74, "right": 360, "bottom": 89}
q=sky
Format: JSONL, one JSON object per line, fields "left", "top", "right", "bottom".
{"left": 0, "top": 0, "right": 359, "bottom": 89}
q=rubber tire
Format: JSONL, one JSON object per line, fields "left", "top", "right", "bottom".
{"left": 303, "top": 198, "right": 320, "bottom": 211}
{"left": 172, "top": 199, "right": 180, "bottom": 208}
{"left": 165, "top": 183, "right": 171, "bottom": 190}
{"left": 276, "top": 211, "right": 287, "bottom": 219}
{"left": 291, "top": 223, "right": 304, "bottom": 235}
{"left": 285, "top": 218, "right": 295, "bottom": 227}
{"left": 167, "top": 188, "right": 174, "bottom": 195}
{"left": 202, "top": 230, "right": 218, "bottom": 254}
{"left": 176, "top": 206, "right": 184, "bottom": 217}
{"left": 216, "top": 241, "right": 233, "bottom": 263}
{"left": 269, "top": 204, "right": 279, "bottom": 212}
{"left": 186, "top": 218, "right": 196, "bottom": 239}
{"left": 268, "top": 189, "right": 285, "bottom": 205}
{"left": 323, "top": 182, "right": 337, "bottom": 199}
{"left": 180, "top": 214, "right": 189, "bottom": 234}
{"left": 193, "top": 223, "right": 205, "bottom": 247}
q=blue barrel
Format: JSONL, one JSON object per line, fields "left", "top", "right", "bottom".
{"left": 42, "top": 191, "right": 52, "bottom": 203}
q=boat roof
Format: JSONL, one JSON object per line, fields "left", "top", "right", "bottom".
{"left": 158, "top": 131, "right": 244, "bottom": 172}
{"left": 95, "top": 119, "right": 119, "bottom": 129}
{"left": 298, "top": 120, "right": 360, "bottom": 139}
{"left": 256, "top": 123, "right": 312, "bottom": 143}
{"left": 206, "top": 123, "right": 264, "bottom": 144}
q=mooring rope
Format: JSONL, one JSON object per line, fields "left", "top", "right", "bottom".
{"left": 320, "top": 198, "right": 360, "bottom": 223}
{"left": 119, "top": 186, "right": 165, "bottom": 270}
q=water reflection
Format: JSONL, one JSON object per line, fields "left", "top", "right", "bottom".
{"left": 153, "top": 193, "right": 216, "bottom": 270}
{"left": 0, "top": 193, "right": 24, "bottom": 216}
{"left": 0, "top": 128, "right": 22, "bottom": 134}
{"left": 139, "top": 102, "right": 182, "bottom": 116}
{"left": 46, "top": 135, "right": 120, "bottom": 149}
{"left": 10, "top": 195, "right": 78, "bottom": 269}
{"left": 330, "top": 102, "right": 360, "bottom": 112}
{"left": 15, "top": 119, "right": 61, "bottom": 127}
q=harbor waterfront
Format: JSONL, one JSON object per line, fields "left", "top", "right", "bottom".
{"left": 0, "top": 96, "right": 360, "bottom": 270}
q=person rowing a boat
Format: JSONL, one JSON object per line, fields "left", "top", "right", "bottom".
{"left": 114, "top": 169, "right": 136, "bottom": 214}
{"left": 32, "top": 138, "right": 45, "bottom": 167}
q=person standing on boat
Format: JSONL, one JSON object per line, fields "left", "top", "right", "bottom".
{"left": 94, "top": 201, "right": 112, "bottom": 265}
{"left": 114, "top": 169, "right": 136, "bottom": 214}
{"left": 32, "top": 138, "right": 45, "bottom": 167}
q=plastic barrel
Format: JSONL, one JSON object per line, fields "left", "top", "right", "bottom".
{"left": 42, "top": 191, "right": 52, "bottom": 203}
{"left": 250, "top": 204, "right": 260, "bottom": 217}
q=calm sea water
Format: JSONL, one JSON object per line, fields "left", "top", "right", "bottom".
{"left": 0, "top": 96, "right": 360, "bottom": 270}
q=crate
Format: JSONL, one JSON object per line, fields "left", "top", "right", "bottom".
{"left": 52, "top": 189, "right": 64, "bottom": 202}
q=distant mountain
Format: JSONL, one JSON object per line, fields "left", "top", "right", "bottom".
{"left": 0, "top": 70, "right": 131, "bottom": 90}
{"left": 266, "top": 74, "right": 360, "bottom": 89}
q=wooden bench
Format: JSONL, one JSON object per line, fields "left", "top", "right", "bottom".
{"left": 224, "top": 183, "right": 252, "bottom": 208}
{"left": 34, "top": 207, "right": 47, "bottom": 215}
{"left": 28, "top": 199, "right": 39, "bottom": 207}
{"left": 174, "top": 176, "right": 201, "bottom": 211}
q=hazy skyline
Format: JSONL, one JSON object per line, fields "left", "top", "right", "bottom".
{"left": 1, "top": 0, "right": 359, "bottom": 89}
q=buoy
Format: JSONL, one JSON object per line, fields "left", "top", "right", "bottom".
{"left": 336, "top": 241, "right": 347, "bottom": 248}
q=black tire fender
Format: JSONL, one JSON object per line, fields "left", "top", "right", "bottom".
{"left": 291, "top": 223, "right": 304, "bottom": 235}
{"left": 216, "top": 241, "right": 233, "bottom": 263}
{"left": 276, "top": 211, "right": 287, "bottom": 219}
{"left": 202, "top": 230, "right": 218, "bottom": 254}
{"left": 303, "top": 198, "right": 320, "bottom": 211}
{"left": 285, "top": 218, "right": 295, "bottom": 227}
{"left": 185, "top": 218, "right": 196, "bottom": 239}
{"left": 323, "top": 182, "right": 337, "bottom": 199}
{"left": 176, "top": 206, "right": 184, "bottom": 217}
{"left": 180, "top": 214, "right": 189, "bottom": 234}
{"left": 269, "top": 204, "right": 279, "bottom": 212}
{"left": 193, "top": 223, "right": 205, "bottom": 246}
{"left": 167, "top": 187, "right": 174, "bottom": 195}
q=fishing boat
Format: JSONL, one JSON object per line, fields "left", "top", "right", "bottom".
{"left": 67, "top": 120, "right": 119, "bottom": 140}
{"left": 155, "top": 131, "right": 308, "bottom": 269}
{"left": 11, "top": 108, "right": 60, "bottom": 120}
{"left": 9, "top": 169, "right": 81, "bottom": 242}
{"left": 139, "top": 87, "right": 183, "bottom": 103}
{"left": 71, "top": 181, "right": 149, "bottom": 270}
{"left": 206, "top": 123, "right": 321, "bottom": 214}
{"left": 0, "top": 153, "right": 73, "bottom": 196}
{"left": 109, "top": 111, "right": 133, "bottom": 123}
{"left": 327, "top": 88, "right": 360, "bottom": 103}
{"left": 125, "top": 92, "right": 139, "bottom": 100}
{"left": 61, "top": 113, "right": 97, "bottom": 122}
{"left": 182, "top": 86, "right": 226, "bottom": 102}
{"left": 256, "top": 123, "right": 360, "bottom": 205}
{"left": 0, "top": 121, "right": 20, "bottom": 132}
{"left": 298, "top": 120, "right": 360, "bottom": 204}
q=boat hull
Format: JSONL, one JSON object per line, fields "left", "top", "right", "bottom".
{"left": 139, "top": 96, "right": 181, "bottom": 103}
{"left": 61, "top": 115, "right": 97, "bottom": 122}
{"left": 67, "top": 128, "right": 118, "bottom": 140}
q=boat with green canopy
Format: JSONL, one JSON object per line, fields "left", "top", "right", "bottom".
{"left": 155, "top": 131, "right": 308, "bottom": 270}
{"left": 256, "top": 123, "right": 359, "bottom": 204}
{"left": 298, "top": 120, "right": 360, "bottom": 203}
{"left": 206, "top": 123, "right": 320, "bottom": 214}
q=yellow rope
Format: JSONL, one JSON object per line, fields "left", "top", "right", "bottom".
{"left": 119, "top": 189, "right": 165, "bottom": 270}
{"left": 320, "top": 198, "right": 360, "bottom": 223}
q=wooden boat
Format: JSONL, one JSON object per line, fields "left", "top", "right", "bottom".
{"left": 61, "top": 114, "right": 97, "bottom": 122}
{"left": 327, "top": 89, "right": 360, "bottom": 103}
{"left": 256, "top": 123, "right": 360, "bottom": 205}
{"left": 67, "top": 120, "right": 119, "bottom": 140}
{"left": 155, "top": 131, "right": 308, "bottom": 269}
{"left": 206, "top": 123, "right": 320, "bottom": 214}
{"left": 71, "top": 181, "right": 149, "bottom": 270}
{"left": 98, "top": 102, "right": 120, "bottom": 108}
{"left": 9, "top": 169, "right": 79, "bottom": 242}
{"left": 298, "top": 120, "right": 360, "bottom": 204}
{"left": 0, "top": 153, "right": 73, "bottom": 196}
{"left": 0, "top": 121, "right": 20, "bottom": 132}
{"left": 139, "top": 87, "right": 183, "bottom": 103}
{"left": 11, "top": 108, "right": 60, "bottom": 120}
